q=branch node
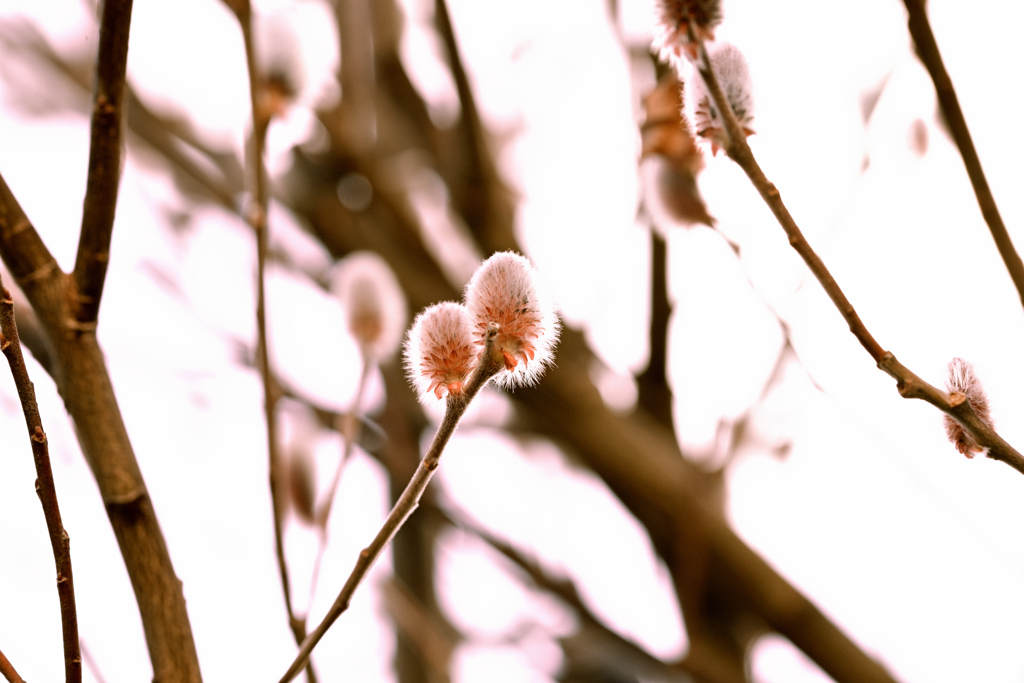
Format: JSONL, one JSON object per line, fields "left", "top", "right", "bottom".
{"left": 21, "top": 259, "right": 59, "bottom": 283}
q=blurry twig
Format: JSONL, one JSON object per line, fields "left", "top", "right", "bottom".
{"left": 451, "top": 512, "right": 697, "bottom": 683}
{"left": 695, "top": 42, "right": 1024, "bottom": 475}
{"left": 306, "top": 357, "right": 371, "bottom": 611}
{"left": 72, "top": 0, "right": 133, "bottom": 326}
{"left": 279, "top": 327, "right": 505, "bottom": 682}
{"left": 0, "top": 276, "right": 80, "bottom": 683}
{"left": 223, "top": 0, "right": 315, "bottom": 679}
{"left": 0, "top": 648, "right": 25, "bottom": 683}
{"left": 901, "top": 0, "right": 1024, "bottom": 311}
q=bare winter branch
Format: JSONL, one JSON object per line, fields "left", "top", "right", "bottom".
{"left": 901, "top": 0, "right": 1024, "bottom": 312}
{"left": 0, "top": 647, "right": 25, "bottom": 683}
{"left": 695, "top": 41, "right": 1024, "bottom": 478}
{"left": 0, "top": 275, "right": 80, "bottom": 682}
{"left": 73, "top": 0, "right": 134, "bottom": 326}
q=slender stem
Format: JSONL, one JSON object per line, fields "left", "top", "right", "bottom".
{"left": 307, "top": 355, "right": 372, "bottom": 609}
{"left": 279, "top": 326, "right": 504, "bottom": 683}
{"left": 0, "top": 647, "right": 25, "bottom": 683}
{"left": 227, "top": 0, "right": 316, "bottom": 678}
{"left": 0, "top": 277, "right": 81, "bottom": 683}
{"left": 694, "top": 47, "right": 885, "bottom": 363}
{"left": 901, "top": 0, "right": 1024, "bottom": 312}
{"left": 695, "top": 43, "right": 1024, "bottom": 474}
{"left": 73, "top": 0, "right": 134, "bottom": 326}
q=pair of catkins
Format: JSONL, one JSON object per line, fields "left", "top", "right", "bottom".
{"left": 651, "top": 0, "right": 754, "bottom": 156}
{"left": 335, "top": 250, "right": 559, "bottom": 403}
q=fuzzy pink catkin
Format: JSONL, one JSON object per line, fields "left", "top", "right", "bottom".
{"left": 463, "top": 251, "right": 559, "bottom": 389}
{"left": 944, "top": 357, "right": 994, "bottom": 459}
{"left": 332, "top": 251, "right": 408, "bottom": 362}
{"left": 651, "top": 0, "right": 723, "bottom": 71}
{"left": 686, "top": 41, "right": 755, "bottom": 156}
{"left": 404, "top": 302, "right": 478, "bottom": 402}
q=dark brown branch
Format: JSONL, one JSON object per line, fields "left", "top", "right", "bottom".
{"left": 0, "top": 173, "right": 202, "bottom": 683}
{"left": 902, "top": 0, "right": 1024, "bottom": 311}
{"left": 0, "top": 647, "right": 25, "bottom": 683}
{"left": 0, "top": 276, "right": 80, "bottom": 682}
{"left": 73, "top": 0, "right": 134, "bottom": 326}
{"left": 635, "top": 230, "right": 674, "bottom": 428}
{"left": 695, "top": 43, "right": 1024, "bottom": 477}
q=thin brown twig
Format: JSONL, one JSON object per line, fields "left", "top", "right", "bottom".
{"left": 279, "top": 325, "right": 505, "bottom": 682}
{"left": 694, "top": 42, "right": 1024, "bottom": 475}
{"left": 225, "top": 0, "right": 316, "bottom": 679}
{"left": 73, "top": 0, "right": 134, "bottom": 326}
{"left": 307, "top": 356, "right": 372, "bottom": 609}
{"left": 901, "top": 0, "right": 1024, "bottom": 311}
{"left": 0, "top": 276, "right": 81, "bottom": 683}
{"left": 0, "top": 647, "right": 25, "bottom": 683}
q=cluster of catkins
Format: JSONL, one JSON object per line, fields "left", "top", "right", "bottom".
{"left": 651, "top": 0, "right": 755, "bottom": 156}
{"left": 405, "top": 251, "right": 560, "bottom": 402}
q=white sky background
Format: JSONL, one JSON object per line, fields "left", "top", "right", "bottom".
{"left": 1, "top": 0, "right": 1024, "bottom": 682}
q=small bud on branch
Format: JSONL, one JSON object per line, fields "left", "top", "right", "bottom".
{"left": 944, "top": 357, "right": 994, "bottom": 458}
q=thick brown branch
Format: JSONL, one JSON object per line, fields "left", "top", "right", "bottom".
{"left": 0, "top": 173, "right": 58, "bottom": 283}
{"left": 0, "top": 175, "right": 201, "bottom": 682}
{"left": 0, "top": 277, "right": 80, "bottom": 682}
{"left": 0, "top": 648, "right": 25, "bottom": 683}
{"left": 901, "top": 0, "right": 1024, "bottom": 311}
{"left": 73, "top": 0, "right": 134, "bottom": 325}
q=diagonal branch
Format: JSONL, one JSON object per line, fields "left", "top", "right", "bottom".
{"left": 73, "top": 0, "right": 134, "bottom": 326}
{"left": 0, "top": 275, "right": 81, "bottom": 683}
{"left": 694, "top": 43, "right": 1024, "bottom": 475}
{"left": 280, "top": 328, "right": 505, "bottom": 683}
{"left": 0, "top": 173, "right": 58, "bottom": 285}
{"left": 0, "top": 648, "right": 25, "bottom": 683}
{"left": 901, "top": 0, "right": 1024, "bottom": 312}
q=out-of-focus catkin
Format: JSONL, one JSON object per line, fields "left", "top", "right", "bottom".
{"left": 651, "top": 0, "right": 723, "bottom": 70}
{"left": 332, "top": 251, "right": 408, "bottom": 363}
{"left": 687, "top": 41, "right": 755, "bottom": 156}
{"left": 944, "top": 357, "right": 994, "bottom": 458}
